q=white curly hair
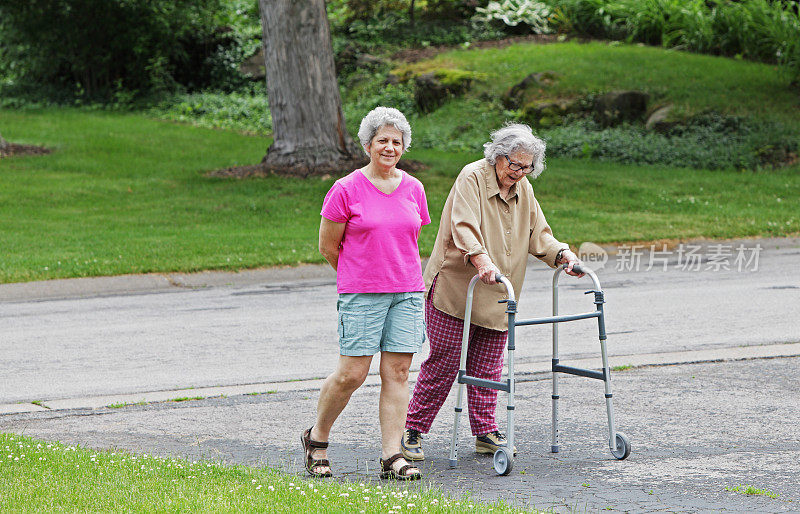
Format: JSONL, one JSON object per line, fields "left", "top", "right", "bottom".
{"left": 357, "top": 106, "right": 412, "bottom": 156}
{"left": 483, "top": 123, "right": 546, "bottom": 178}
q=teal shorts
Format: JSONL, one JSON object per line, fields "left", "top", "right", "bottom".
{"left": 337, "top": 292, "right": 426, "bottom": 356}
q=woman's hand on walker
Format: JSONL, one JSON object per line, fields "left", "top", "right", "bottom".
{"left": 560, "top": 249, "right": 585, "bottom": 278}
{"left": 471, "top": 254, "right": 501, "bottom": 285}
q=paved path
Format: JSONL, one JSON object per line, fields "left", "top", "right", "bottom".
{"left": 2, "top": 237, "right": 800, "bottom": 511}
{"left": 2, "top": 355, "right": 798, "bottom": 512}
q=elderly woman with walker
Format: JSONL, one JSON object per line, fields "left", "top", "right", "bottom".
{"left": 302, "top": 107, "right": 429, "bottom": 480}
{"left": 401, "top": 123, "right": 582, "bottom": 461}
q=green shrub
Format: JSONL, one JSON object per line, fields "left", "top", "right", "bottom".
{"left": 544, "top": 0, "right": 800, "bottom": 82}
{"left": 330, "top": 8, "right": 505, "bottom": 58}
{"left": 473, "top": 0, "right": 555, "bottom": 34}
{"left": 0, "top": 0, "right": 260, "bottom": 103}
{"left": 149, "top": 85, "right": 272, "bottom": 134}
{"left": 541, "top": 113, "right": 799, "bottom": 170}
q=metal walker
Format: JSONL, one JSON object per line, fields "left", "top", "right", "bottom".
{"left": 448, "top": 263, "right": 631, "bottom": 475}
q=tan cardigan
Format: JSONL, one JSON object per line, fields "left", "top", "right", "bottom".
{"left": 423, "top": 159, "right": 568, "bottom": 331}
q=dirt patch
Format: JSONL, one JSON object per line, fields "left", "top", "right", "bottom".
{"left": 0, "top": 143, "right": 52, "bottom": 158}
{"left": 207, "top": 158, "right": 428, "bottom": 179}
{"left": 392, "top": 34, "right": 560, "bottom": 63}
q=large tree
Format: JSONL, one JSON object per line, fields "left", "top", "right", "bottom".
{"left": 257, "top": 0, "right": 362, "bottom": 176}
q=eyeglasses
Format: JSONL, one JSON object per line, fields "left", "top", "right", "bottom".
{"left": 504, "top": 155, "right": 534, "bottom": 175}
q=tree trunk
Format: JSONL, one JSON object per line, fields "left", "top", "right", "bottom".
{"left": 409, "top": 0, "right": 416, "bottom": 27}
{"left": 257, "top": 0, "right": 362, "bottom": 177}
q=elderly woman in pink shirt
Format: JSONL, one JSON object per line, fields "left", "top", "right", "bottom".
{"left": 301, "top": 107, "right": 429, "bottom": 480}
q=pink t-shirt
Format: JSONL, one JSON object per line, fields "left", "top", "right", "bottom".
{"left": 321, "top": 169, "right": 431, "bottom": 293}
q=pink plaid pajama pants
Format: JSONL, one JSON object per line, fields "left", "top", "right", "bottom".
{"left": 406, "top": 277, "right": 508, "bottom": 436}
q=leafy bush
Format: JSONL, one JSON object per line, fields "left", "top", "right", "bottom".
{"left": 149, "top": 85, "right": 272, "bottom": 134}
{"left": 0, "top": 0, "right": 260, "bottom": 103}
{"left": 541, "top": 113, "right": 799, "bottom": 170}
{"left": 544, "top": 0, "right": 800, "bottom": 83}
{"left": 473, "top": 0, "right": 554, "bottom": 34}
{"left": 330, "top": 5, "right": 505, "bottom": 58}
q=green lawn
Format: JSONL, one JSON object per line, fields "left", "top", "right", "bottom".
{"left": 397, "top": 40, "right": 800, "bottom": 125}
{"left": 0, "top": 433, "right": 527, "bottom": 512}
{"left": 1, "top": 108, "right": 798, "bottom": 283}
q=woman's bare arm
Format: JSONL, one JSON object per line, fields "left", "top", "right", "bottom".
{"left": 318, "top": 217, "right": 346, "bottom": 270}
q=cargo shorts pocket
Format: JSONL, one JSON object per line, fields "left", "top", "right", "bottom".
{"left": 409, "top": 293, "right": 426, "bottom": 345}
{"left": 338, "top": 310, "right": 362, "bottom": 343}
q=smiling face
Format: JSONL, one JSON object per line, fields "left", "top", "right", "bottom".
{"left": 495, "top": 150, "right": 534, "bottom": 190}
{"left": 367, "top": 125, "right": 404, "bottom": 171}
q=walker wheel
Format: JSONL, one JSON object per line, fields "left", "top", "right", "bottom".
{"left": 611, "top": 432, "right": 631, "bottom": 460}
{"left": 493, "top": 447, "right": 514, "bottom": 475}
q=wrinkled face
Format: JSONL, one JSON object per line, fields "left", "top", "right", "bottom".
{"left": 495, "top": 150, "right": 533, "bottom": 190}
{"left": 367, "top": 125, "right": 404, "bottom": 170}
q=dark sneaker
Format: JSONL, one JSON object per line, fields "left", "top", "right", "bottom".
{"left": 475, "top": 430, "right": 517, "bottom": 455}
{"left": 401, "top": 429, "right": 425, "bottom": 461}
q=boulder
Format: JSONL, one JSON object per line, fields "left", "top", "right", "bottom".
{"left": 334, "top": 41, "right": 376, "bottom": 74}
{"left": 593, "top": 91, "right": 649, "bottom": 127}
{"left": 414, "top": 73, "right": 449, "bottom": 113}
{"left": 414, "top": 69, "right": 477, "bottom": 113}
{"left": 645, "top": 104, "right": 678, "bottom": 133}
{"left": 356, "top": 53, "right": 383, "bottom": 69}
{"left": 502, "top": 71, "right": 559, "bottom": 109}
{"left": 521, "top": 98, "right": 581, "bottom": 128}
{"left": 239, "top": 49, "right": 265, "bottom": 79}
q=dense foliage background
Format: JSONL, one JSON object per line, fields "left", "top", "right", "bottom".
{"left": 2, "top": 0, "right": 798, "bottom": 103}
{"left": 0, "top": 0, "right": 260, "bottom": 103}
{"left": 1, "top": 0, "right": 798, "bottom": 170}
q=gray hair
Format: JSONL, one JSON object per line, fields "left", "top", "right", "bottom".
{"left": 483, "top": 123, "right": 546, "bottom": 178}
{"left": 357, "top": 106, "right": 412, "bottom": 155}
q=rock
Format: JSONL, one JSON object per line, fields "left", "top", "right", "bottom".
{"left": 521, "top": 98, "right": 581, "bottom": 128}
{"left": 645, "top": 104, "right": 678, "bottom": 133}
{"left": 502, "top": 71, "right": 559, "bottom": 109}
{"left": 355, "top": 53, "right": 383, "bottom": 69}
{"left": 239, "top": 49, "right": 266, "bottom": 79}
{"left": 334, "top": 41, "right": 369, "bottom": 74}
{"left": 413, "top": 69, "right": 477, "bottom": 113}
{"left": 593, "top": 91, "right": 649, "bottom": 127}
{"left": 414, "top": 73, "right": 449, "bottom": 113}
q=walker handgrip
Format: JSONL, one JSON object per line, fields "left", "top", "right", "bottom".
{"left": 567, "top": 263, "right": 588, "bottom": 275}
{"left": 494, "top": 272, "right": 505, "bottom": 283}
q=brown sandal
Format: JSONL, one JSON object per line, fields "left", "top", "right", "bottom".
{"left": 301, "top": 426, "right": 332, "bottom": 477}
{"left": 380, "top": 453, "right": 421, "bottom": 480}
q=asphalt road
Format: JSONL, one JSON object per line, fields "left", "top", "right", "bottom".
{"left": 2, "top": 237, "right": 800, "bottom": 512}
{"left": 3, "top": 357, "right": 798, "bottom": 512}
{"left": 2, "top": 238, "right": 798, "bottom": 405}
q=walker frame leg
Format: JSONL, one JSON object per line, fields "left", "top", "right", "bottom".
{"left": 551, "top": 279, "right": 560, "bottom": 453}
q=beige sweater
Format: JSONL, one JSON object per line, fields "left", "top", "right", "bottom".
{"left": 423, "top": 159, "right": 568, "bottom": 331}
